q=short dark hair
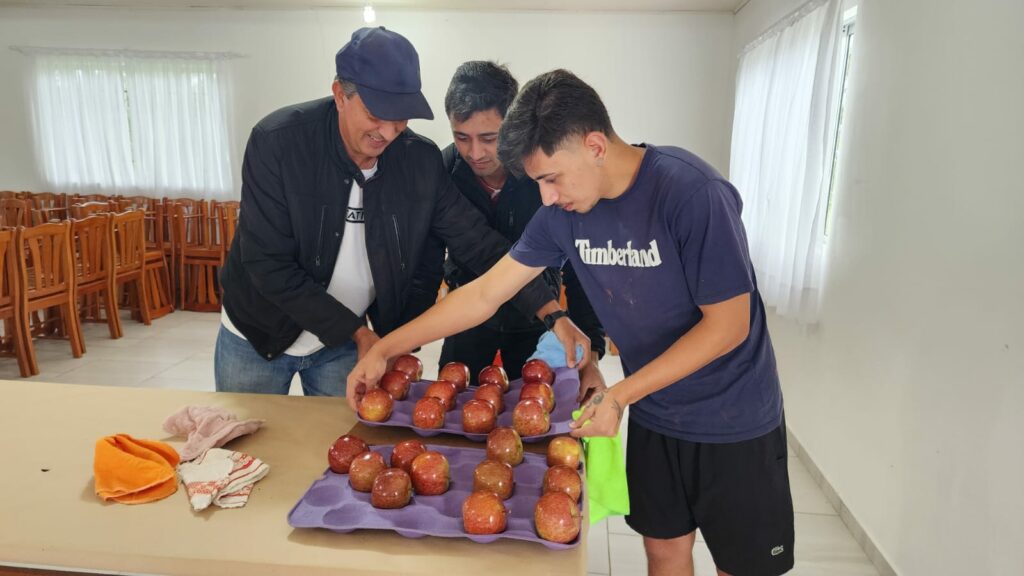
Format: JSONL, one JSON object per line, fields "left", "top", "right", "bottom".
{"left": 444, "top": 61, "right": 518, "bottom": 123}
{"left": 498, "top": 69, "right": 614, "bottom": 176}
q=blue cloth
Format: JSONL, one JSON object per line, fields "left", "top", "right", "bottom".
{"left": 214, "top": 325, "right": 357, "bottom": 397}
{"left": 527, "top": 331, "right": 586, "bottom": 369}
{"left": 509, "top": 145, "right": 782, "bottom": 444}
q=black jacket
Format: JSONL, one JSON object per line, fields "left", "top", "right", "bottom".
{"left": 437, "top": 145, "right": 606, "bottom": 358}
{"left": 220, "top": 97, "right": 554, "bottom": 359}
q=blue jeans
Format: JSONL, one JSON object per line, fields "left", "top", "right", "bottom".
{"left": 214, "top": 325, "right": 357, "bottom": 397}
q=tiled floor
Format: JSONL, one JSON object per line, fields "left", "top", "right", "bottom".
{"left": 1, "top": 311, "right": 881, "bottom": 576}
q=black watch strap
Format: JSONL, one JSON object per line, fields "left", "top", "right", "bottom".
{"left": 542, "top": 310, "right": 569, "bottom": 331}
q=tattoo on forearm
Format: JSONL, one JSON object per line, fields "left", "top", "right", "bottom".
{"left": 612, "top": 398, "right": 624, "bottom": 422}
{"left": 588, "top": 391, "right": 624, "bottom": 423}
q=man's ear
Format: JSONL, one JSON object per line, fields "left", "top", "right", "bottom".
{"left": 583, "top": 131, "right": 609, "bottom": 165}
{"left": 332, "top": 80, "right": 346, "bottom": 110}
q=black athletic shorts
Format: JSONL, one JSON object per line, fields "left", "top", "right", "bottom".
{"left": 625, "top": 416, "right": 795, "bottom": 576}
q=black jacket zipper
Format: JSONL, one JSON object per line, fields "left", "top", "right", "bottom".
{"left": 315, "top": 206, "right": 327, "bottom": 267}
{"left": 391, "top": 215, "right": 405, "bottom": 271}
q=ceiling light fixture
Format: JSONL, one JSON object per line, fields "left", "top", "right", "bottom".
{"left": 363, "top": 5, "right": 376, "bottom": 24}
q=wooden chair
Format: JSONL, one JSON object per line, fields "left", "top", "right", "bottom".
{"left": 211, "top": 200, "right": 240, "bottom": 304}
{"left": 15, "top": 221, "right": 84, "bottom": 375}
{"left": 214, "top": 201, "right": 241, "bottom": 259}
{"left": 174, "top": 202, "right": 222, "bottom": 311}
{"left": 0, "top": 191, "right": 24, "bottom": 201}
{"left": 0, "top": 229, "right": 32, "bottom": 377}
{"left": 70, "top": 202, "right": 113, "bottom": 219}
{"left": 71, "top": 214, "right": 120, "bottom": 341}
{"left": 163, "top": 198, "right": 206, "bottom": 302}
{"left": 142, "top": 202, "right": 174, "bottom": 319}
{"left": 1, "top": 198, "right": 32, "bottom": 228}
{"left": 111, "top": 210, "right": 152, "bottom": 328}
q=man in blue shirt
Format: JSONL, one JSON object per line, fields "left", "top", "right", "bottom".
{"left": 348, "top": 69, "right": 794, "bottom": 576}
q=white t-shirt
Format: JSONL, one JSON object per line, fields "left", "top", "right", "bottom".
{"left": 222, "top": 165, "right": 378, "bottom": 357}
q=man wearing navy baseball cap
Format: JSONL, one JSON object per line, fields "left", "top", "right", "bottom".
{"left": 216, "top": 27, "right": 589, "bottom": 398}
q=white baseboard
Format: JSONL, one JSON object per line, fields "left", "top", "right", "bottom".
{"left": 786, "top": 428, "right": 899, "bottom": 576}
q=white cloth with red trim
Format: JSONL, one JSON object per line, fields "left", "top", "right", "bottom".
{"left": 177, "top": 448, "right": 269, "bottom": 511}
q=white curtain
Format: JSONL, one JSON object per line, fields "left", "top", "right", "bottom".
{"left": 30, "top": 53, "right": 137, "bottom": 194}
{"left": 124, "top": 58, "right": 234, "bottom": 198}
{"left": 27, "top": 49, "right": 235, "bottom": 200}
{"left": 730, "top": 0, "right": 843, "bottom": 323}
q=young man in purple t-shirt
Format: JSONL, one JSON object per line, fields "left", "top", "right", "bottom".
{"left": 348, "top": 69, "right": 794, "bottom": 576}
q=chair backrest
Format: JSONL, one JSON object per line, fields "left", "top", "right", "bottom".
{"left": 31, "top": 206, "right": 70, "bottom": 225}
{"left": 70, "top": 194, "right": 109, "bottom": 204}
{"left": 0, "top": 229, "right": 15, "bottom": 311}
{"left": 142, "top": 202, "right": 169, "bottom": 253}
{"left": 70, "top": 201, "right": 112, "bottom": 219}
{"left": 173, "top": 203, "right": 211, "bottom": 252}
{"left": 0, "top": 191, "right": 22, "bottom": 201}
{"left": 16, "top": 221, "right": 74, "bottom": 301}
{"left": 1, "top": 198, "right": 32, "bottom": 228}
{"left": 212, "top": 200, "right": 241, "bottom": 255}
{"left": 29, "top": 192, "right": 67, "bottom": 211}
{"left": 116, "top": 196, "right": 155, "bottom": 212}
{"left": 71, "top": 214, "right": 113, "bottom": 287}
{"left": 112, "top": 210, "right": 146, "bottom": 275}
{"left": 163, "top": 198, "right": 204, "bottom": 249}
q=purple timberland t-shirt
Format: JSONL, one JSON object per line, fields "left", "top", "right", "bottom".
{"left": 510, "top": 144, "right": 782, "bottom": 443}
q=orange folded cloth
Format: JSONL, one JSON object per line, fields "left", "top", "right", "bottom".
{"left": 94, "top": 434, "right": 180, "bottom": 505}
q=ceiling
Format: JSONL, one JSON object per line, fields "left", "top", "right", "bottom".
{"left": 0, "top": 0, "right": 750, "bottom": 13}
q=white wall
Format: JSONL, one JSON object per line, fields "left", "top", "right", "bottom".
{"left": 736, "top": 0, "right": 1024, "bottom": 574}
{"left": 0, "top": 6, "right": 735, "bottom": 193}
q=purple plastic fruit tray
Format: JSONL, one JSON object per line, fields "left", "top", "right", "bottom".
{"left": 358, "top": 367, "right": 579, "bottom": 442}
{"left": 287, "top": 443, "right": 584, "bottom": 549}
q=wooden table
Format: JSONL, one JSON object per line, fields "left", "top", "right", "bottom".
{"left": 0, "top": 381, "right": 586, "bottom": 575}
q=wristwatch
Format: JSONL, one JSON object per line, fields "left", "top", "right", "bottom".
{"left": 542, "top": 310, "right": 569, "bottom": 331}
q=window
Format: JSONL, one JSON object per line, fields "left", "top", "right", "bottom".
{"left": 729, "top": 0, "right": 852, "bottom": 322}
{"left": 22, "top": 48, "right": 235, "bottom": 199}
{"left": 824, "top": 9, "right": 858, "bottom": 237}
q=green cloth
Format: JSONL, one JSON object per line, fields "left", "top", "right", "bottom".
{"left": 572, "top": 409, "right": 630, "bottom": 524}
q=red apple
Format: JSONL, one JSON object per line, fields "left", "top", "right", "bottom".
{"left": 425, "top": 380, "right": 458, "bottom": 411}
{"left": 512, "top": 399, "right": 551, "bottom": 437}
{"left": 462, "top": 399, "right": 498, "bottom": 434}
{"left": 522, "top": 358, "right": 555, "bottom": 385}
{"left": 519, "top": 381, "right": 555, "bottom": 413}
{"left": 327, "top": 434, "right": 368, "bottom": 474}
{"left": 473, "top": 459, "right": 514, "bottom": 500}
{"left": 349, "top": 451, "right": 387, "bottom": 492}
{"left": 462, "top": 490, "right": 508, "bottom": 535}
{"left": 390, "top": 439, "right": 427, "bottom": 474}
{"left": 547, "top": 436, "right": 582, "bottom": 469}
{"left": 412, "top": 396, "right": 446, "bottom": 429}
{"left": 478, "top": 365, "right": 509, "bottom": 392}
{"left": 409, "top": 451, "right": 450, "bottom": 496}
{"left": 392, "top": 354, "right": 423, "bottom": 381}
{"left": 438, "top": 362, "right": 470, "bottom": 392}
{"left": 534, "top": 492, "right": 581, "bottom": 543}
{"left": 358, "top": 388, "right": 394, "bottom": 422}
{"left": 543, "top": 464, "right": 582, "bottom": 502}
{"left": 379, "top": 370, "right": 412, "bottom": 401}
{"left": 486, "top": 427, "right": 523, "bottom": 467}
{"left": 371, "top": 468, "right": 413, "bottom": 509}
{"left": 474, "top": 382, "right": 505, "bottom": 414}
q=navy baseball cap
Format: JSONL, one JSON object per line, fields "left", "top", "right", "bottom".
{"left": 335, "top": 27, "right": 434, "bottom": 121}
